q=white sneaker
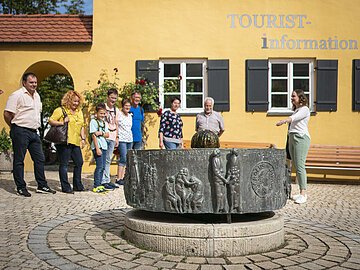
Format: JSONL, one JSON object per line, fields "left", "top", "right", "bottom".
{"left": 291, "top": 194, "right": 301, "bottom": 201}
{"left": 294, "top": 194, "right": 307, "bottom": 204}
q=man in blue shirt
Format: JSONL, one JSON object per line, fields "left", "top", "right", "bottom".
{"left": 129, "top": 91, "right": 144, "bottom": 149}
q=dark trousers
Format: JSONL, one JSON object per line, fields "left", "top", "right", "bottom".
{"left": 56, "top": 144, "right": 84, "bottom": 192}
{"left": 92, "top": 149, "right": 107, "bottom": 188}
{"left": 10, "top": 124, "right": 48, "bottom": 190}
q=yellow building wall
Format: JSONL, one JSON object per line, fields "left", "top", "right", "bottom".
{"left": 0, "top": 0, "right": 359, "bottom": 174}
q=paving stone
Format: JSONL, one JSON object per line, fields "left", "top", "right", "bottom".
{"left": 299, "top": 252, "right": 322, "bottom": 260}
{"left": 287, "top": 255, "right": 312, "bottom": 264}
{"left": 348, "top": 257, "right": 360, "bottom": 264}
{"left": 227, "top": 256, "right": 252, "bottom": 264}
{"left": 112, "top": 260, "right": 139, "bottom": 269}
{"left": 243, "top": 264, "right": 263, "bottom": 270}
{"left": 76, "top": 259, "right": 103, "bottom": 268}
{"left": 301, "top": 262, "right": 327, "bottom": 269}
{"left": 205, "top": 258, "right": 226, "bottom": 265}
{"left": 154, "top": 260, "right": 177, "bottom": 268}
{"left": 247, "top": 254, "right": 271, "bottom": 262}
{"left": 55, "top": 249, "right": 78, "bottom": 256}
{"left": 223, "top": 265, "right": 247, "bottom": 270}
{"left": 262, "top": 251, "right": 288, "bottom": 259}
{"left": 100, "top": 248, "right": 123, "bottom": 256}
{"left": 271, "top": 257, "right": 298, "bottom": 267}
{"left": 88, "top": 253, "right": 114, "bottom": 261}
{"left": 132, "top": 257, "right": 157, "bottom": 265}
{"left": 96, "top": 265, "right": 120, "bottom": 270}
{"left": 114, "top": 252, "right": 137, "bottom": 261}
{"left": 284, "top": 266, "right": 309, "bottom": 270}
{"left": 255, "top": 261, "right": 281, "bottom": 269}
{"left": 200, "top": 265, "right": 223, "bottom": 270}
{"left": 46, "top": 258, "right": 72, "bottom": 267}
{"left": 142, "top": 251, "right": 164, "bottom": 260}
{"left": 184, "top": 257, "right": 207, "bottom": 264}
{"left": 163, "top": 255, "right": 186, "bottom": 262}
{"left": 65, "top": 254, "right": 88, "bottom": 263}
{"left": 132, "top": 266, "right": 158, "bottom": 270}
{"left": 175, "top": 262, "right": 199, "bottom": 270}
{"left": 313, "top": 259, "right": 338, "bottom": 268}
{"left": 322, "top": 255, "right": 347, "bottom": 263}
{"left": 341, "top": 262, "right": 360, "bottom": 269}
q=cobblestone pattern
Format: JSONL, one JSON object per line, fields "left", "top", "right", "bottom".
{"left": 1, "top": 171, "right": 360, "bottom": 269}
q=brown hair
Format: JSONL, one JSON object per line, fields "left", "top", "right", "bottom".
{"left": 95, "top": 102, "right": 106, "bottom": 112}
{"left": 292, "top": 89, "right": 308, "bottom": 110}
{"left": 61, "top": 90, "right": 84, "bottom": 109}
{"left": 121, "top": 98, "right": 131, "bottom": 107}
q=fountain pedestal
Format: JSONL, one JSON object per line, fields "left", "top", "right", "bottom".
{"left": 123, "top": 148, "right": 290, "bottom": 257}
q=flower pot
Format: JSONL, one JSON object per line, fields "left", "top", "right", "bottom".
{"left": 0, "top": 151, "right": 13, "bottom": 172}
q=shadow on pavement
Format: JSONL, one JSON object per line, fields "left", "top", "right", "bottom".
{"left": 90, "top": 208, "right": 131, "bottom": 239}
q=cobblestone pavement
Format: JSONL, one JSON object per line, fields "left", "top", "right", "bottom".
{"left": 0, "top": 171, "right": 359, "bottom": 270}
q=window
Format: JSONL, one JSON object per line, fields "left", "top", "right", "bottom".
{"left": 268, "top": 59, "right": 314, "bottom": 112}
{"left": 159, "top": 60, "right": 207, "bottom": 113}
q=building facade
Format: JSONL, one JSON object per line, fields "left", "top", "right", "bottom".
{"left": 1, "top": 0, "right": 359, "bottom": 173}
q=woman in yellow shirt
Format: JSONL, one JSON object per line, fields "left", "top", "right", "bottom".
{"left": 49, "top": 90, "right": 86, "bottom": 193}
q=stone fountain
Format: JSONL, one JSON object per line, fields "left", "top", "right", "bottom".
{"left": 123, "top": 148, "right": 290, "bottom": 257}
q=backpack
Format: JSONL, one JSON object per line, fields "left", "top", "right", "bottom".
{"left": 88, "top": 118, "right": 105, "bottom": 146}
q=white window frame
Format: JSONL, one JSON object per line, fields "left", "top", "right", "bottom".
{"left": 159, "top": 59, "right": 207, "bottom": 114}
{"left": 268, "top": 59, "right": 314, "bottom": 114}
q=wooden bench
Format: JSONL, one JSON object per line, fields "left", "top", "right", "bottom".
{"left": 183, "top": 140, "right": 276, "bottom": 149}
{"left": 305, "top": 144, "right": 360, "bottom": 174}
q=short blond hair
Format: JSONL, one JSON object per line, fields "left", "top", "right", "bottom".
{"left": 61, "top": 90, "right": 84, "bottom": 109}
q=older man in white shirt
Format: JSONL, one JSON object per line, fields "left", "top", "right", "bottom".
{"left": 195, "top": 97, "right": 225, "bottom": 137}
{"left": 4, "top": 73, "right": 56, "bottom": 197}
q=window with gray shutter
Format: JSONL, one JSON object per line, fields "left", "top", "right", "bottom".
{"left": 137, "top": 59, "right": 230, "bottom": 112}
{"left": 352, "top": 60, "right": 360, "bottom": 111}
{"left": 136, "top": 60, "right": 159, "bottom": 86}
{"left": 316, "top": 60, "right": 338, "bottom": 112}
{"left": 246, "top": 60, "right": 268, "bottom": 112}
{"left": 207, "top": 60, "right": 230, "bottom": 112}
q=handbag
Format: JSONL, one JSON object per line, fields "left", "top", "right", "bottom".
{"left": 44, "top": 107, "right": 68, "bottom": 144}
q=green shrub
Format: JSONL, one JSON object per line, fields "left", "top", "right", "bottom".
{"left": 84, "top": 68, "right": 159, "bottom": 111}
{"left": 0, "top": 128, "right": 12, "bottom": 153}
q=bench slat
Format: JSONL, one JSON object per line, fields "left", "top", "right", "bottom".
{"left": 306, "top": 162, "right": 360, "bottom": 168}
{"left": 306, "top": 144, "right": 360, "bottom": 171}
{"left": 310, "top": 144, "right": 360, "bottom": 150}
{"left": 306, "top": 157, "right": 360, "bottom": 162}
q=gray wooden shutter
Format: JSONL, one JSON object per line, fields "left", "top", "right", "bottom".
{"left": 207, "top": 60, "right": 230, "bottom": 112}
{"left": 246, "top": 60, "right": 268, "bottom": 112}
{"left": 352, "top": 60, "right": 360, "bottom": 111}
{"left": 136, "top": 60, "right": 159, "bottom": 86}
{"left": 316, "top": 60, "right": 338, "bottom": 112}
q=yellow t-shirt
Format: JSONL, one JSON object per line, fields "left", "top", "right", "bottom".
{"left": 49, "top": 107, "right": 84, "bottom": 146}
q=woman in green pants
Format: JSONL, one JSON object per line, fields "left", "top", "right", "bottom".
{"left": 277, "top": 89, "right": 310, "bottom": 204}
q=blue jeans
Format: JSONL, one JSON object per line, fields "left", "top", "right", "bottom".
{"left": 10, "top": 124, "right": 48, "bottom": 190}
{"left": 102, "top": 140, "right": 116, "bottom": 184}
{"left": 93, "top": 149, "right": 107, "bottom": 187}
{"left": 164, "top": 141, "right": 180, "bottom": 150}
{"left": 118, "top": 142, "right": 133, "bottom": 166}
{"left": 132, "top": 141, "right": 143, "bottom": 150}
{"left": 56, "top": 144, "right": 84, "bottom": 192}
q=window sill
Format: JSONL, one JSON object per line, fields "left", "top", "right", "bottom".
{"left": 267, "top": 110, "right": 316, "bottom": 116}
{"left": 152, "top": 108, "right": 202, "bottom": 116}
{"left": 266, "top": 110, "right": 293, "bottom": 116}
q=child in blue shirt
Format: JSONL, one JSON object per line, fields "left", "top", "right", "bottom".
{"left": 89, "top": 103, "right": 109, "bottom": 193}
